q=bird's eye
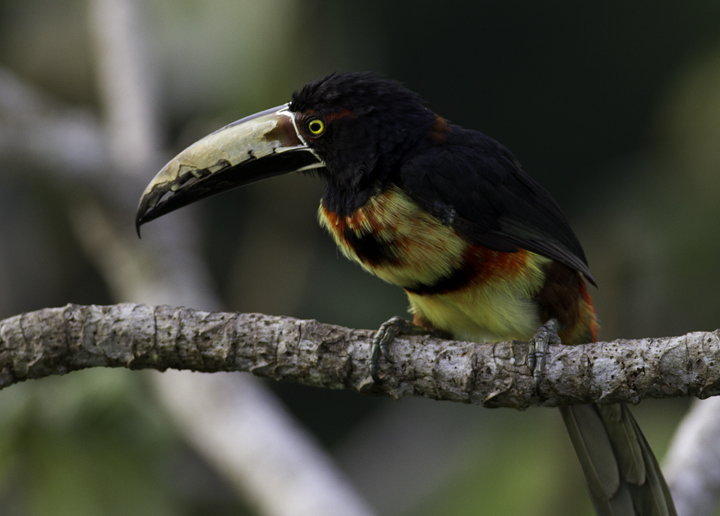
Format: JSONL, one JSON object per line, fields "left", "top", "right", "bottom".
{"left": 306, "top": 118, "right": 325, "bottom": 136}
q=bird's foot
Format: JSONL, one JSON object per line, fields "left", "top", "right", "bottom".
{"left": 527, "top": 318, "right": 561, "bottom": 395}
{"left": 370, "top": 316, "right": 445, "bottom": 383}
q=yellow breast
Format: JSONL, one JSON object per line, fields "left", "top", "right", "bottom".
{"left": 318, "top": 184, "right": 551, "bottom": 343}
{"left": 318, "top": 184, "right": 467, "bottom": 288}
{"left": 406, "top": 251, "right": 550, "bottom": 342}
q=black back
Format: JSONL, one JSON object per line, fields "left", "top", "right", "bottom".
{"left": 398, "top": 125, "right": 595, "bottom": 284}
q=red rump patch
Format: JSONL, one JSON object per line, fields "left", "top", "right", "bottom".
{"left": 578, "top": 279, "right": 598, "bottom": 342}
{"left": 430, "top": 115, "right": 451, "bottom": 144}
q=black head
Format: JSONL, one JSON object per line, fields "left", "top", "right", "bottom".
{"left": 289, "top": 72, "right": 437, "bottom": 208}
{"left": 291, "top": 72, "right": 425, "bottom": 116}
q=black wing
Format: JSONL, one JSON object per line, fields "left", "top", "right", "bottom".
{"left": 399, "top": 128, "right": 596, "bottom": 286}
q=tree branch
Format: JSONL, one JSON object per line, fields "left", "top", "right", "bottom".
{"left": 3, "top": 303, "right": 718, "bottom": 408}
{"left": 664, "top": 397, "right": 720, "bottom": 516}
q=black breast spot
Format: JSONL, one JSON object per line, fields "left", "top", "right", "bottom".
{"left": 343, "top": 228, "right": 396, "bottom": 266}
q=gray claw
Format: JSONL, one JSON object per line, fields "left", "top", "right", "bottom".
{"left": 528, "top": 319, "right": 560, "bottom": 395}
{"left": 370, "top": 316, "right": 431, "bottom": 383}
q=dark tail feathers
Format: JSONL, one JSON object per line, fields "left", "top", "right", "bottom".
{"left": 560, "top": 403, "right": 677, "bottom": 516}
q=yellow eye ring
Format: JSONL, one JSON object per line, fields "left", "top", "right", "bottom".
{"left": 306, "top": 118, "right": 325, "bottom": 136}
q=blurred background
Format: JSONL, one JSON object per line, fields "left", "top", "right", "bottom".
{"left": 0, "top": 0, "right": 719, "bottom": 515}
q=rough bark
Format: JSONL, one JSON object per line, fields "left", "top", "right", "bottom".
{"left": 2, "top": 303, "right": 718, "bottom": 408}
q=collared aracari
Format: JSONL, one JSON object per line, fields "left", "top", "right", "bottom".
{"left": 136, "top": 72, "right": 676, "bottom": 516}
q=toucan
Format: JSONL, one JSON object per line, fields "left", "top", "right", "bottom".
{"left": 137, "top": 72, "right": 676, "bottom": 516}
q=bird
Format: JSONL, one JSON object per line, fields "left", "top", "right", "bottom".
{"left": 136, "top": 72, "right": 676, "bottom": 515}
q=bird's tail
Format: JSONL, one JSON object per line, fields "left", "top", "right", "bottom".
{"left": 560, "top": 403, "right": 677, "bottom": 516}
